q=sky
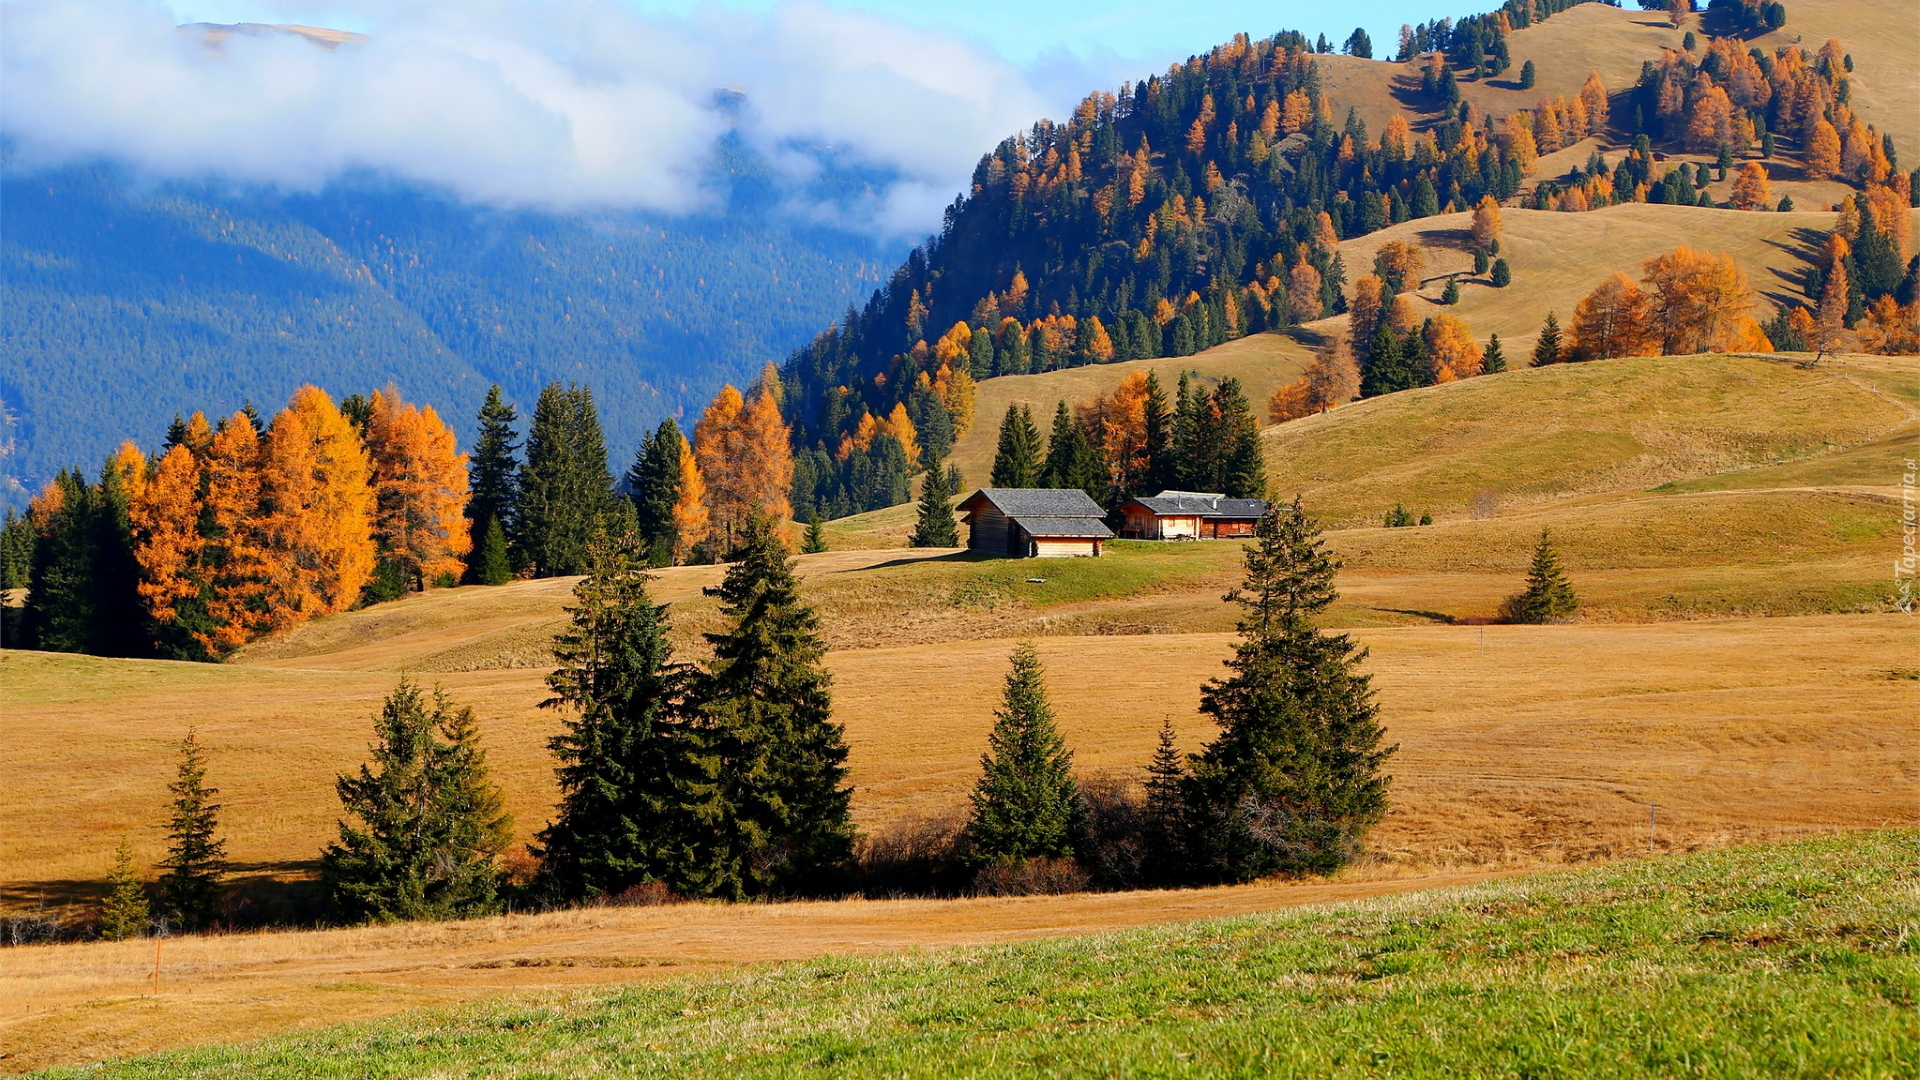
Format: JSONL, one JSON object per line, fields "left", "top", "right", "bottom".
{"left": 3, "top": 0, "right": 1444, "bottom": 235}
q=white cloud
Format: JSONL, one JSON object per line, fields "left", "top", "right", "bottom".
{"left": 0, "top": 0, "right": 1068, "bottom": 232}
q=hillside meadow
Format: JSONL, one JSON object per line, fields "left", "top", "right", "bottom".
{"left": 23, "top": 832, "right": 1919, "bottom": 1078}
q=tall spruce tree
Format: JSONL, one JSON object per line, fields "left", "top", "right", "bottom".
{"left": 690, "top": 513, "right": 855, "bottom": 898}
{"left": 627, "top": 418, "right": 686, "bottom": 567}
{"left": 158, "top": 730, "right": 226, "bottom": 931}
{"left": 517, "top": 383, "right": 618, "bottom": 577}
{"left": 910, "top": 462, "right": 959, "bottom": 547}
{"left": 466, "top": 385, "right": 520, "bottom": 582}
{"left": 1143, "top": 372, "right": 1176, "bottom": 494}
{"left": 99, "top": 838, "right": 151, "bottom": 941}
{"left": 1182, "top": 499, "right": 1396, "bottom": 882}
{"left": 1509, "top": 529, "right": 1580, "bottom": 623}
{"left": 1360, "top": 323, "right": 1416, "bottom": 397}
{"left": 964, "top": 643, "right": 1081, "bottom": 864}
{"left": 1040, "top": 401, "right": 1108, "bottom": 503}
{"left": 989, "top": 404, "right": 1041, "bottom": 488}
{"left": 1483, "top": 333, "right": 1508, "bottom": 373}
{"left": 1171, "top": 373, "right": 1211, "bottom": 490}
{"left": 1532, "top": 313, "right": 1565, "bottom": 366}
{"left": 323, "top": 680, "right": 514, "bottom": 923}
{"left": 535, "top": 528, "right": 693, "bottom": 901}
{"left": 1214, "top": 378, "right": 1267, "bottom": 500}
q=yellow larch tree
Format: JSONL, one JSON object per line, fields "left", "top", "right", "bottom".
{"left": 130, "top": 443, "right": 203, "bottom": 631}
{"left": 1729, "top": 163, "right": 1772, "bottom": 210}
{"left": 1470, "top": 195, "right": 1502, "bottom": 252}
{"left": 1423, "top": 314, "right": 1485, "bottom": 382}
{"left": 199, "top": 413, "right": 275, "bottom": 654}
{"left": 365, "top": 387, "right": 471, "bottom": 589}
{"left": 737, "top": 384, "right": 795, "bottom": 539}
{"left": 1641, "top": 247, "right": 1756, "bottom": 355}
{"left": 261, "top": 385, "right": 376, "bottom": 616}
{"left": 670, "top": 434, "right": 710, "bottom": 563}
{"left": 694, "top": 384, "right": 750, "bottom": 547}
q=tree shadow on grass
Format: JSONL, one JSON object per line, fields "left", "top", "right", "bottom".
{"left": 2, "top": 860, "right": 327, "bottom": 934}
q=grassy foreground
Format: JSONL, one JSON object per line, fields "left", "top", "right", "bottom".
{"left": 47, "top": 831, "right": 1917, "bottom": 1079}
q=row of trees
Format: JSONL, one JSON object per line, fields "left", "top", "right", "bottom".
{"left": 989, "top": 372, "right": 1267, "bottom": 505}
{"left": 104, "top": 498, "right": 1396, "bottom": 937}
{"left": 95, "top": 512, "right": 857, "bottom": 935}
{"left": 3, "top": 386, "right": 468, "bottom": 660}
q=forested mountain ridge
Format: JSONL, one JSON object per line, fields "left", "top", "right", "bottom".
{"left": 0, "top": 140, "right": 894, "bottom": 504}
{"left": 775, "top": 0, "right": 1917, "bottom": 517}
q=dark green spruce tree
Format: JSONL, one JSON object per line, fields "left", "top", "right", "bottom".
{"left": 1483, "top": 333, "right": 1508, "bottom": 373}
{"left": 688, "top": 514, "right": 855, "bottom": 898}
{"left": 323, "top": 680, "right": 514, "bottom": 923}
{"left": 627, "top": 418, "right": 687, "bottom": 567}
{"left": 1040, "top": 402, "right": 1110, "bottom": 504}
{"left": 473, "top": 518, "right": 513, "bottom": 586}
{"left": 517, "top": 383, "right": 618, "bottom": 577}
{"left": 990, "top": 404, "right": 1042, "bottom": 488}
{"left": 535, "top": 528, "right": 693, "bottom": 901}
{"left": 1509, "top": 529, "right": 1580, "bottom": 623}
{"left": 158, "top": 730, "right": 227, "bottom": 932}
{"left": 1143, "top": 372, "right": 1176, "bottom": 494}
{"left": 465, "top": 385, "right": 520, "bottom": 582}
{"left": 1214, "top": 378, "right": 1267, "bottom": 500}
{"left": 910, "top": 461, "right": 959, "bottom": 548}
{"left": 964, "top": 643, "right": 1081, "bottom": 864}
{"left": 1532, "top": 313, "right": 1564, "bottom": 366}
{"left": 1360, "top": 323, "right": 1418, "bottom": 397}
{"left": 1182, "top": 499, "right": 1396, "bottom": 882}
{"left": 802, "top": 512, "right": 829, "bottom": 554}
{"left": 1141, "top": 716, "right": 1187, "bottom": 883}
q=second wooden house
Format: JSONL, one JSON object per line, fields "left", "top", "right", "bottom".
{"left": 1118, "top": 491, "right": 1267, "bottom": 540}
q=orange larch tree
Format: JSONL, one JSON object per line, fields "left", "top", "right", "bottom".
{"left": 1349, "top": 274, "right": 1386, "bottom": 357}
{"left": 1803, "top": 118, "right": 1841, "bottom": 181}
{"left": 1470, "top": 195, "right": 1502, "bottom": 253}
{"left": 1570, "top": 272, "right": 1658, "bottom": 360}
{"left": 1641, "top": 247, "right": 1756, "bottom": 355}
{"left": 737, "top": 383, "right": 796, "bottom": 538}
{"left": 365, "top": 387, "right": 471, "bottom": 589}
{"left": 1423, "top": 314, "right": 1485, "bottom": 382}
{"left": 694, "top": 384, "right": 751, "bottom": 548}
{"left": 1286, "top": 258, "right": 1323, "bottom": 322}
{"left": 131, "top": 443, "right": 204, "bottom": 634}
{"left": 198, "top": 414, "right": 275, "bottom": 654}
{"left": 1728, "top": 163, "right": 1772, "bottom": 210}
{"left": 261, "top": 385, "right": 377, "bottom": 615}
{"left": 671, "top": 433, "right": 711, "bottom": 562}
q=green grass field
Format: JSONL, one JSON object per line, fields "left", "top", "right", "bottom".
{"left": 43, "top": 830, "right": 1917, "bottom": 1079}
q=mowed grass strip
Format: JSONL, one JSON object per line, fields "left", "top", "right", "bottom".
{"left": 44, "top": 831, "right": 1919, "bottom": 1079}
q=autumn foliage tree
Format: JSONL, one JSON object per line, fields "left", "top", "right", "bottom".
{"left": 1641, "top": 246, "right": 1763, "bottom": 354}
{"left": 1729, "top": 163, "right": 1773, "bottom": 210}
{"left": 260, "top": 386, "right": 376, "bottom": 616}
{"left": 1570, "top": 272, "right": 1658, "bottom": 360}
{"left": 365, "top": 388, "right": 472, "bottom": 590}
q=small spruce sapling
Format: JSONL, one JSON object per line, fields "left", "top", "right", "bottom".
{"left": 1506, "top": 529, "right": 1580, "bottom": 623}
{"left": 1490, "top": 258, "right": 1512, "bottom": 288}
{"left": 158, "top": 730, "right": 226, "bottom": 932}
{"left": 802, "top": 512, "right": 828, "bottom": 554}
{"left": 1484, "top": 334, "right": 1508, "bottom": 372}
{"left": 99, "top": 838, "right": 150, "bottom": 941}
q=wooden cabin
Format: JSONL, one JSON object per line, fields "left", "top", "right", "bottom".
{"left": 956, "top": 489, "right": 1114, "bottom": 558}
{"left": 1118, "top": 491, "right": 1267, "bottom": 540}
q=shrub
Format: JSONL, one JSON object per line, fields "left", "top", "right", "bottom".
{"left": 971, "top": 857, "right": 1092, "bottom": 897}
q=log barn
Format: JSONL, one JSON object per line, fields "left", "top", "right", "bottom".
{"left": 1118, "top": 491, "right": 1267, "bottom": 540}
{"left": 956, "top": 488, "right": 1113, "bottom": 558}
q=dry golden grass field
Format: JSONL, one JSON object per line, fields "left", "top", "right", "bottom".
{"left": 4, "top": 615, "right": 1914, "bottom": 1070}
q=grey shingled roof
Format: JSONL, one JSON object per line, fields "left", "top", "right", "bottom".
{"left": 1128, "top": 491, "right": 1268, "bottom": 518}
{"left": 1012, "top": 516, "right": 1116, "bottom": 539}
{"left": 964, "top": 488, "right": 1106, "bottom": 518}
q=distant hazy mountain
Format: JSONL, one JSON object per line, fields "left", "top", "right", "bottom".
{"left": 0, "top": 139, "right": 898, "bottom": 501}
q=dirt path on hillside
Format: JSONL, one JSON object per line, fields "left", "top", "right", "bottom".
{"left": 0, "top": 868, "right": 1507, "bottom": 1073}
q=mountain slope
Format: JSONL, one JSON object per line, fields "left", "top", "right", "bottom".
{"left": 0, "top": 150, "right": 893, "bottom": 500}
